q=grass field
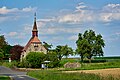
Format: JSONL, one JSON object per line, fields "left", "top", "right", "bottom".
{"left": 0, "top": 76, "right": 10, "bottom": 80}
{"left": 27, "top": 70, "right": 120, "bottom": 80}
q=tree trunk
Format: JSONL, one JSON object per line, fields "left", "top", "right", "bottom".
{"left": 81, "top": 55, "right": 83, "bottom": 63}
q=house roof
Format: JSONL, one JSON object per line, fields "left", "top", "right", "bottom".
{"left": 23, "top": 36, "right": 41, "bottom": 51}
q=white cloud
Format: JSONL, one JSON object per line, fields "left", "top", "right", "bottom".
{"left": 58, "top": 11, "right": 94, "bottom": 24}
{"left": 38, "top": 18, "right": 55, "bottom": 22}
{"left": 57, "top": 3, "right": 95, "bottom": 24}
{"left": 75, "top": 2, "right": 87, "bottom": 11}
{"left": 57, "top": 3, "right": 120, "bottom": 24}
{"left": 69, "top": 35, "right": 78, "bottom": 41}
{"left": 100, "top": 13, "right": 120, "bottom": 22}
{"left": 0, "top": 6, "right": 36, "bottom": 22}
{"left": 0, "top": 6, "right": 18, "bottom": 14}
{"left": 4, "top": 31, "right": 26, "bottom": 39}
{"left": 103, "top": 4, "right": 120, "bottom": 13}
{"left": 22, "top": 6, "right": 36, "bottom": 12}
{"left": 38, "top": 26, "right": 83, "bottom": 35}
{"left": 0, "top": 6, "right": 35, "bottom": 14}
{"left": 99, "top": 4, "right": 120, "bottom": 22}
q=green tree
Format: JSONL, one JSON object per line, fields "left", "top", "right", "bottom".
{"left": 55, "top": 45, "right": 73, "bottom": 60}
{"left": 76, "top": 34, "right": 92, "bottom": 62}
{"left": 2, "top": 45, "right": 13, "bottom": 59}
{"left": 43, "top": 42, "right": 53, "bottom": 52}
{"left": 26, "top": 52, "right": 46, "bottom": 68}
{"left": 0, "top": 35, "right": 8, "bottom": 48}
{"left": 76, "top": 30, "right": 105, "bottom": 63}
{"left": 0, "top": 35, "right": 12, "bottom": 59}
{"left": 0, "top": 48, "right": 4, "bottom": 60}
{"left": 46, "top": 51, "right": 60, "bottom": 68}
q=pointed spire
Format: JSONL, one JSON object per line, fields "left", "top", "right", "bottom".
{"left": 34, "top": 12, "right": 36, "bottom": 22}
{"left": 32, "top": 12, "right": 38, "bottom": 37}
{"left": 32, "top": 12, "right": 37, "bottom": 31}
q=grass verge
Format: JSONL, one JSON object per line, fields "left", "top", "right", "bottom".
{"left": 0, "top": 76, "right": 11, "bottom": 80}
{"left": 27, "top": 70, "right": 120, "bottom": 80}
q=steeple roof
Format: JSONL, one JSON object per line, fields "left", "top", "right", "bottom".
{"left": 32, "top": 13, "right": 38, "bottom": 31}
{"left": 23, "top": 13, "right": 41, "bottom": 51}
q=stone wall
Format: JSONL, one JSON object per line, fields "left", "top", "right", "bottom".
{"left": 64, "top": 62, "right": 81, "bottom": 68}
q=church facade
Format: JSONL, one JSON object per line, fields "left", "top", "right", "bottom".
{"left": 21, "top": 14, "right": 47, "bottom": 60}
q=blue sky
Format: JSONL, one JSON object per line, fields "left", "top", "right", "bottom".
{"left": 0, "top": 0, "right": 120, "bottom": 56}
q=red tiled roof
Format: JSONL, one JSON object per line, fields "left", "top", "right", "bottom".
{"left": 23, "top": 36, "right": 41, "bottom": 51}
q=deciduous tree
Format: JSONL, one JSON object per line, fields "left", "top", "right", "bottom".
{"left": 10, "top": 45, "right": 23, "bottom": 61}
{"left": 55, "top": 45, "right": 73, "bottom": 60}
{"left": 76, "top": 30, "right": 105, "bottom": 63}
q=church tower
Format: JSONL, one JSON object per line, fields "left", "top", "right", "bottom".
{"left": 21, "top": 13, "right": 47, "bottom": 60}
{"left": 32, "top": 13, "right": 38, "bottom": 37}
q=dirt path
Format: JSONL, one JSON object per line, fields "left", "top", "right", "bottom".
{"left": 64, "top": 68, "right": 120, "bottom": 77}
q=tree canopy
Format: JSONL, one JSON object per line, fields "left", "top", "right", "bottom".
{"left": 55, "top": 45, "right": 73, "bottom": 60}
{"left": 10, "top": 45, "right": 23, "bottom": 61}
{"left": 26, "top": 52, "right": 46, "bottom": 68}
{"left": 76, "top": 30, "right": 105, "bottom": 62}
{"left": 0, "top": 35, "right": 12, "bottom": 59}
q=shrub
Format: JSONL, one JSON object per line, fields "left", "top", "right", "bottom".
{"left": 26, "top": 52, "right": 46, "bottom": 68}
{"left": 17, "top": 59, "right": 30, "bottom": 68}
{"left": 45, "top": 52, "right": 60, "bottom": 68}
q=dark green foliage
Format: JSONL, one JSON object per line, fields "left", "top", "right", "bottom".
{"left": 83, "top": 60, "right": 107, "bottom": 63}
{"left": 26, "top": 52, "right": 46, "bottom": 68}
{"left": 0, "top": 35, "right": 8, "bottom": 48}
{"left": 95, "top": 56, "right": 120, "bottom": 59}
{"left": 18, "top": 59, "right": 30, "bottom": 68}
{"left": 45, "top": 51, "right": 60, "bottom": 68}
{"left": 76, "top": 30, "right": 105, "bottom": 63}
{"left": 0, "top": 48, "right": 4, "bottom": 60}
{"left": 1, "top": 45, "right": 13, "bottom": 59}
{"left": 43, "top": 42, "right": 52, "bottom": 52}
{"left": 55, "top": 45, "right": 73, "bottom": 60}
{"left": 0, "top": 76, "right": 10, "bottom": 80}
{"left": 0, "top": 35, "right": 12, "bottom": 59}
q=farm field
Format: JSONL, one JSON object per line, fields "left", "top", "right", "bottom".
{"left": 65, "top": 68, "right": 120, "bottom": 78}
{"left": 27, "top": 69, "right": 120, "bottom": 80}
{"left": 27, "top": 57, "right": 120, "bottom": 80}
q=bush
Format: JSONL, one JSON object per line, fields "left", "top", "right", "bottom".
{"left": 1, "top": 61, "right": 18, "bottom": 68}
{"left": 26, "top": 52, "right": 46, "bottom": 68}
{"left": 17, "top": 59, "right": 30, "bottom": 68}
{"left": 46, "top": 52, "right": 60, "bottom": 68}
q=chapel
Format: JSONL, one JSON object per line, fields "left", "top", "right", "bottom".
{"left": 21, "top": 13, "right": 47, "bottom": 60}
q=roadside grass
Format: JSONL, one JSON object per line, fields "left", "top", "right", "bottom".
{"left": 27, "top": 70, "right": 120, "bottom": 80}
{"left": 0, "top": 76, "right": 10, "bottom": 80}
{"left": 0, "top": 61, "right": 18, "bottom": 68}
